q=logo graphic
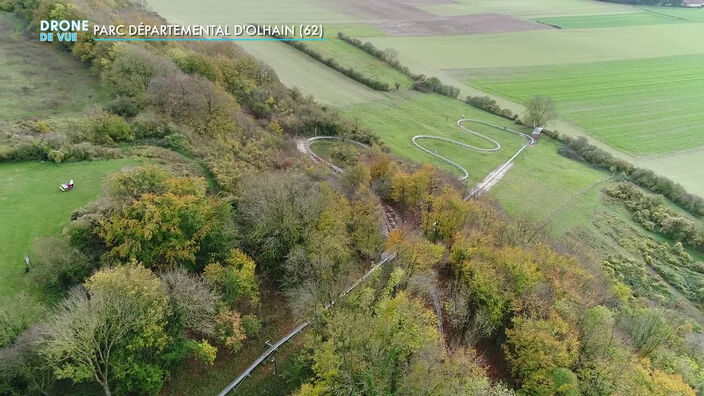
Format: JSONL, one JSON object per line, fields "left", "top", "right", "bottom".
{"left": 39, "top": 20, "right": 89, "bottom": 42}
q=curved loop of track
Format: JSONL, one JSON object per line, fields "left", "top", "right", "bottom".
{"left": 412, "top": 119, "right": 533, "bottom": 181}
{"left": 305, "top": 119, "right": 534, "bottom": 197}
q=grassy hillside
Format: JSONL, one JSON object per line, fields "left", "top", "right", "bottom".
{"left": 242, "top": 41, "right": 387, "bottom": 106}
{"left": 0, "top": 12, "right": 106, "bottom": 121}
{"left": 0, "top": 159, "right": 142, "bottom": 298}
{"left": 464, "top": 54, "right": 704, "bottom": 155}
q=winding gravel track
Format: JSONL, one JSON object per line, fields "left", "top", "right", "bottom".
{"left": 305, "top": 119, "right": 534, "bottom": 197}
{"left": 412, "top": 119, "right": 533, "bottom": 182}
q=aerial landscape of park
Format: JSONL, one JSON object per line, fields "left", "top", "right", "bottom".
{"left": 1, "top": 0, "right": 704, "bottom": 395}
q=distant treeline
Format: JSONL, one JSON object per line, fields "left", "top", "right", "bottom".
{"left": 337, "top": 32, "right": 460, "bottom": 98}
{"left": 273, "top": 33, "right": 393, "bottom": 91}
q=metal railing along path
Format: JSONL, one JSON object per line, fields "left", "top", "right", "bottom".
{"left": 217, "top": 252, "right": 396, "bottom": 396}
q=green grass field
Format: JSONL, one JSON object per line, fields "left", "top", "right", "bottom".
{"left": 641, "top": 6, "right": 704, "bottom": 22}
{"left": 344, "top": 92, "right": 529, "bottom": 185}
{"left": 0, "top": 159, "right": 142, "bottom": 298}
{"left": 0, "top": 12, "right": 106, "bottom": 121}
{"left": 464, "top": 54, "right": 704, "bottom": 155}
{"left": 638, "top": 149, "right": 704, "bottom": 198}
{"left": 535, "top": 11, "right": 687, "bottom": 29}
{"left": 418, "top": 0, "right": 636, "bottom": 18}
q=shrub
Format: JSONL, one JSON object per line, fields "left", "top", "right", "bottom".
{"left": 412, "top": 75, "right": 460, "bottom": 98}
{"left": 558, "top": 136, "right": 704, "bottom": 217}
{"left": 29, "top": 236, "right": 94, "bottom": 295}
{"left": 466, "top": 95, "right": 517, "bottom": 120}
{"left": 165, "top": 133, "right": 192, "bottom": 156}
{"left": 215, "top": 310, "right": 246, "bottom": 352}
{"left": 132, "top": 111, "right": 176, "bottom": 139}
{"left": 0, "top": 1, "right": 14, "bottom": 11}
{"left": 337, "top": 32, "right": 461, "bottom": 98}
{"left": 0, "top": 293, "right": 45, "bottom": 347}
{"left": 106, "top": 96, "right": 139, "bottom": 118}
{"left": 35, "top": 121, "right": 50, "bottom": 133}
{"left": 274, "top": 34, "right": 391, "bottom": 91}
{"left": 91, "top": 112, "right": 134, "bottom": 142}
{"left": 241, "top": 314, "right": 262, "bottom": 338}
{"left": 47, "top": 149, "right": 65, "bottom": 163}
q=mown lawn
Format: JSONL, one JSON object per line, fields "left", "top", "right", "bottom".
{"left": 0, "top": 159, "right": 142, "bottom": 298}
{"left": 343, "top": 92, "right": 530, "bottom": 186}
{"left": 465, "top": 53, "right": 704, "bottom": 155}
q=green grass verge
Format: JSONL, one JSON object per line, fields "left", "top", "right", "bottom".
{"left": 343, "top": 92, "right": 529, "bottom": 186}
{"left": 306, "top": 26, "right": 414, "bottom": 90}
{"left": 0, "top": 12, "right": 107, "bottom": 121}
{"left": 0, "top": 159, "right": 143, "bottom": 298}
{"left": 535, "top": 12, "right": 688, "bottom": 29}
{"left": 463, "top": 53, "right": 704, "bottom": 155}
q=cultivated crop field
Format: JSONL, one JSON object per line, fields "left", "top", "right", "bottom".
{"left": 0, "top": 159, "right": 141, "bottom": 298}
{"left": 147, "top": 0, "right": 353, "bottom": 24}
{"left": 641, "top": 6, "right": 704, "bottom": 22}
{"left": 465, "top": 54, "right": 704, "bottom": 155}
{"left": 363, "top": 23, "right": 704, "bottom": 70}
{"left": 535, "top": 11, "right": 687, "bottom": 29}
{"left": 417, "top": 0, "right": 636, "bottom": 18}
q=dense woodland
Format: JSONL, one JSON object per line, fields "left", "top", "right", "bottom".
{"left": 0, "top": 0, "right": 702, "bottom": 395}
